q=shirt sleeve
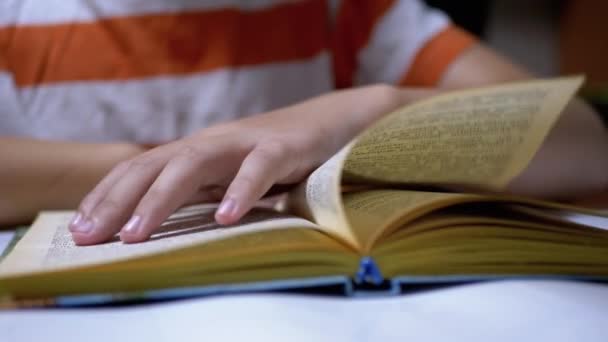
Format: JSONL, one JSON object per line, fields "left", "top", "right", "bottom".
{"left": 331, "top": 0, "right": 478, "bottom": 88}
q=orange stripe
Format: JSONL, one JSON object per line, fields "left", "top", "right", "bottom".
{"left": 331, "top": 0, "right": 396, "bottom": 88}
{"left": 0, "top": 26, "right": 11, "bottom": 71}
{"left": 400, "top": 25, "right": 477, "bottom": 87}
{"left": 0, "top": 0, "right": 328, "bottom": 87}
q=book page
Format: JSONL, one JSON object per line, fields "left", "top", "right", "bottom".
{"left": 0, "top": 205, "right": 319, "bottom": 277}
{"left": 508, "top": 205, "right": 608, "bottom": 230}
{"left": 342, "top": 190, "right": 475, "bottom": 252}
{"left": 343, "top": 77, "right": 583, "bottom": 189}
{"left": 289, "top": 146, "right": 360, "bottom": 250}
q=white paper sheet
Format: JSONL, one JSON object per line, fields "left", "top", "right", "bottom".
{"left": 2, "top": 280, "right": 608, "bottom": 342}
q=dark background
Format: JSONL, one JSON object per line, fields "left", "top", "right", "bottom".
{"left": 425, "top": 0, "right": 607, "bottom": 123}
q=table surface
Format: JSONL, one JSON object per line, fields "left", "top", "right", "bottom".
{"left": 1, "top": 279, "right": 608, "bottom": 342}
{"left": 2, "top": 232, "right": 608, "bottom": 342}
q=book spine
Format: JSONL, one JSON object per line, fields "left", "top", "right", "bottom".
{"left": 354, "top": 256, "right": 384, "bottom": 285}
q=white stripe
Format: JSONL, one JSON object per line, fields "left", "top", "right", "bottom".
{"left": 0, "top": 0, "right": 298, "bottom": 27}
{"left": 355, "top": 0, "right": 449, "bottom": 85}
{"left": 0, "top": 73, "right": 25, "bottom": 133}
{"left": 0, "top": 53, "right": 333, "bottom": 143}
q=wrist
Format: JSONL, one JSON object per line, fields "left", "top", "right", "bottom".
{"left": 353, "top": 84, "right": 440, "bottom": 124}
{"left": 100, "top": 142, "right": 148, "bottom": 165}
{"left": 392, "top": 86, "right": 440, "bottom": 107}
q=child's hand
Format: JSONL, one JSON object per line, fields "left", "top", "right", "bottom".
{"left": 69, "top": 85, "right": 413, "bottom": 245}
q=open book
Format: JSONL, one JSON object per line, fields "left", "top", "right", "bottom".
{"left": 2, "top": 77, "right": 608, "bottom": 307}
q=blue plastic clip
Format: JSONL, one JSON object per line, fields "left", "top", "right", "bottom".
{"left": 355, "top": 256, "right": 384, "bottom": 285}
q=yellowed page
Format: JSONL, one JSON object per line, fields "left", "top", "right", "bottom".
{"left": 0, "top": 205, "right": 319, "bottom": 277}
{"left": 342, "top": 190, "right": 475, "bottom": 252}
{"left": 290, "top": 146, "right": 360, "bottom": 249}
{"left": 293, "top": 77, "right": 583, "bottom": 251}
{"left": 373, "top": 224, "right": 608, "bottom": 277}
{"left": 343, "top": 188, "right": 608, "bottom": 253}
{"left": 343, "top": 76, "right": 583, "bottom": 189}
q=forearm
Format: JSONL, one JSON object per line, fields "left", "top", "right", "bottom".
{"left": 0, "top": 138, "right": 145, "bottom": 225}
{"left": 231, "top": 84, "right": 437, "bottom": 160}
{"left": 318, "top": 85, "right": 438, "bottom": 148}
{"left": 440, "top": 43, "right": 608, "bottom": 199}
{"left": 509, "top": 99, "right": 608, "bottom": 199}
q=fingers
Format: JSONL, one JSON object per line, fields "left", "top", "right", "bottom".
{"left": 73, "top": 161, "right": 131, "bottom": 219}
{"left": 71, "top": 146, "right": 167, "bottom": 223}
{"left": 68, "top": 160, "right": 131, "bottom": 242}
{"left": 70, "top": 139, "right": 297, "bottom": 245}
{"left": 119, "top": 146, "right": 222, "bottom": 243}
{"left": 215, "top": 141, "right": 296, "bottom": 225}
{"left": 69, "top": 156, "right": 165, "bottom": 245}
{"left": 183, "top": 185, "right": 226, "bottom": 205}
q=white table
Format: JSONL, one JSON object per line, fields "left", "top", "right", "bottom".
{"left": 1, "top": 231, "right": 608, "bottom": 342}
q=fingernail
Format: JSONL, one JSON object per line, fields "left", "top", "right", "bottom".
{"left": 122, "top": 216, "right": 142, "bottom": 235}
{"left": 217, "top": 198, "right": 237, "bottom": 217}
{"left": 70, "top": 218, "right": 94, "bottom": 234}
{"left": 70, "top": 212, "right": 83, "bottom": 227}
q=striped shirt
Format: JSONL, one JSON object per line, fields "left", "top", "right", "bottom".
{"left": 0, "top": 0, "right": 476, "bottom": 143}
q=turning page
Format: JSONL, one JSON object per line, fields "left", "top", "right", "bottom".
{"left": 343, "top": 77, "right": 584, "bottom": 188}
{"left": 292, "top": 146, "right": 360, "bottom": 249}
{"left": 295, "top": 77, "right": 583, "bottom": 251}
